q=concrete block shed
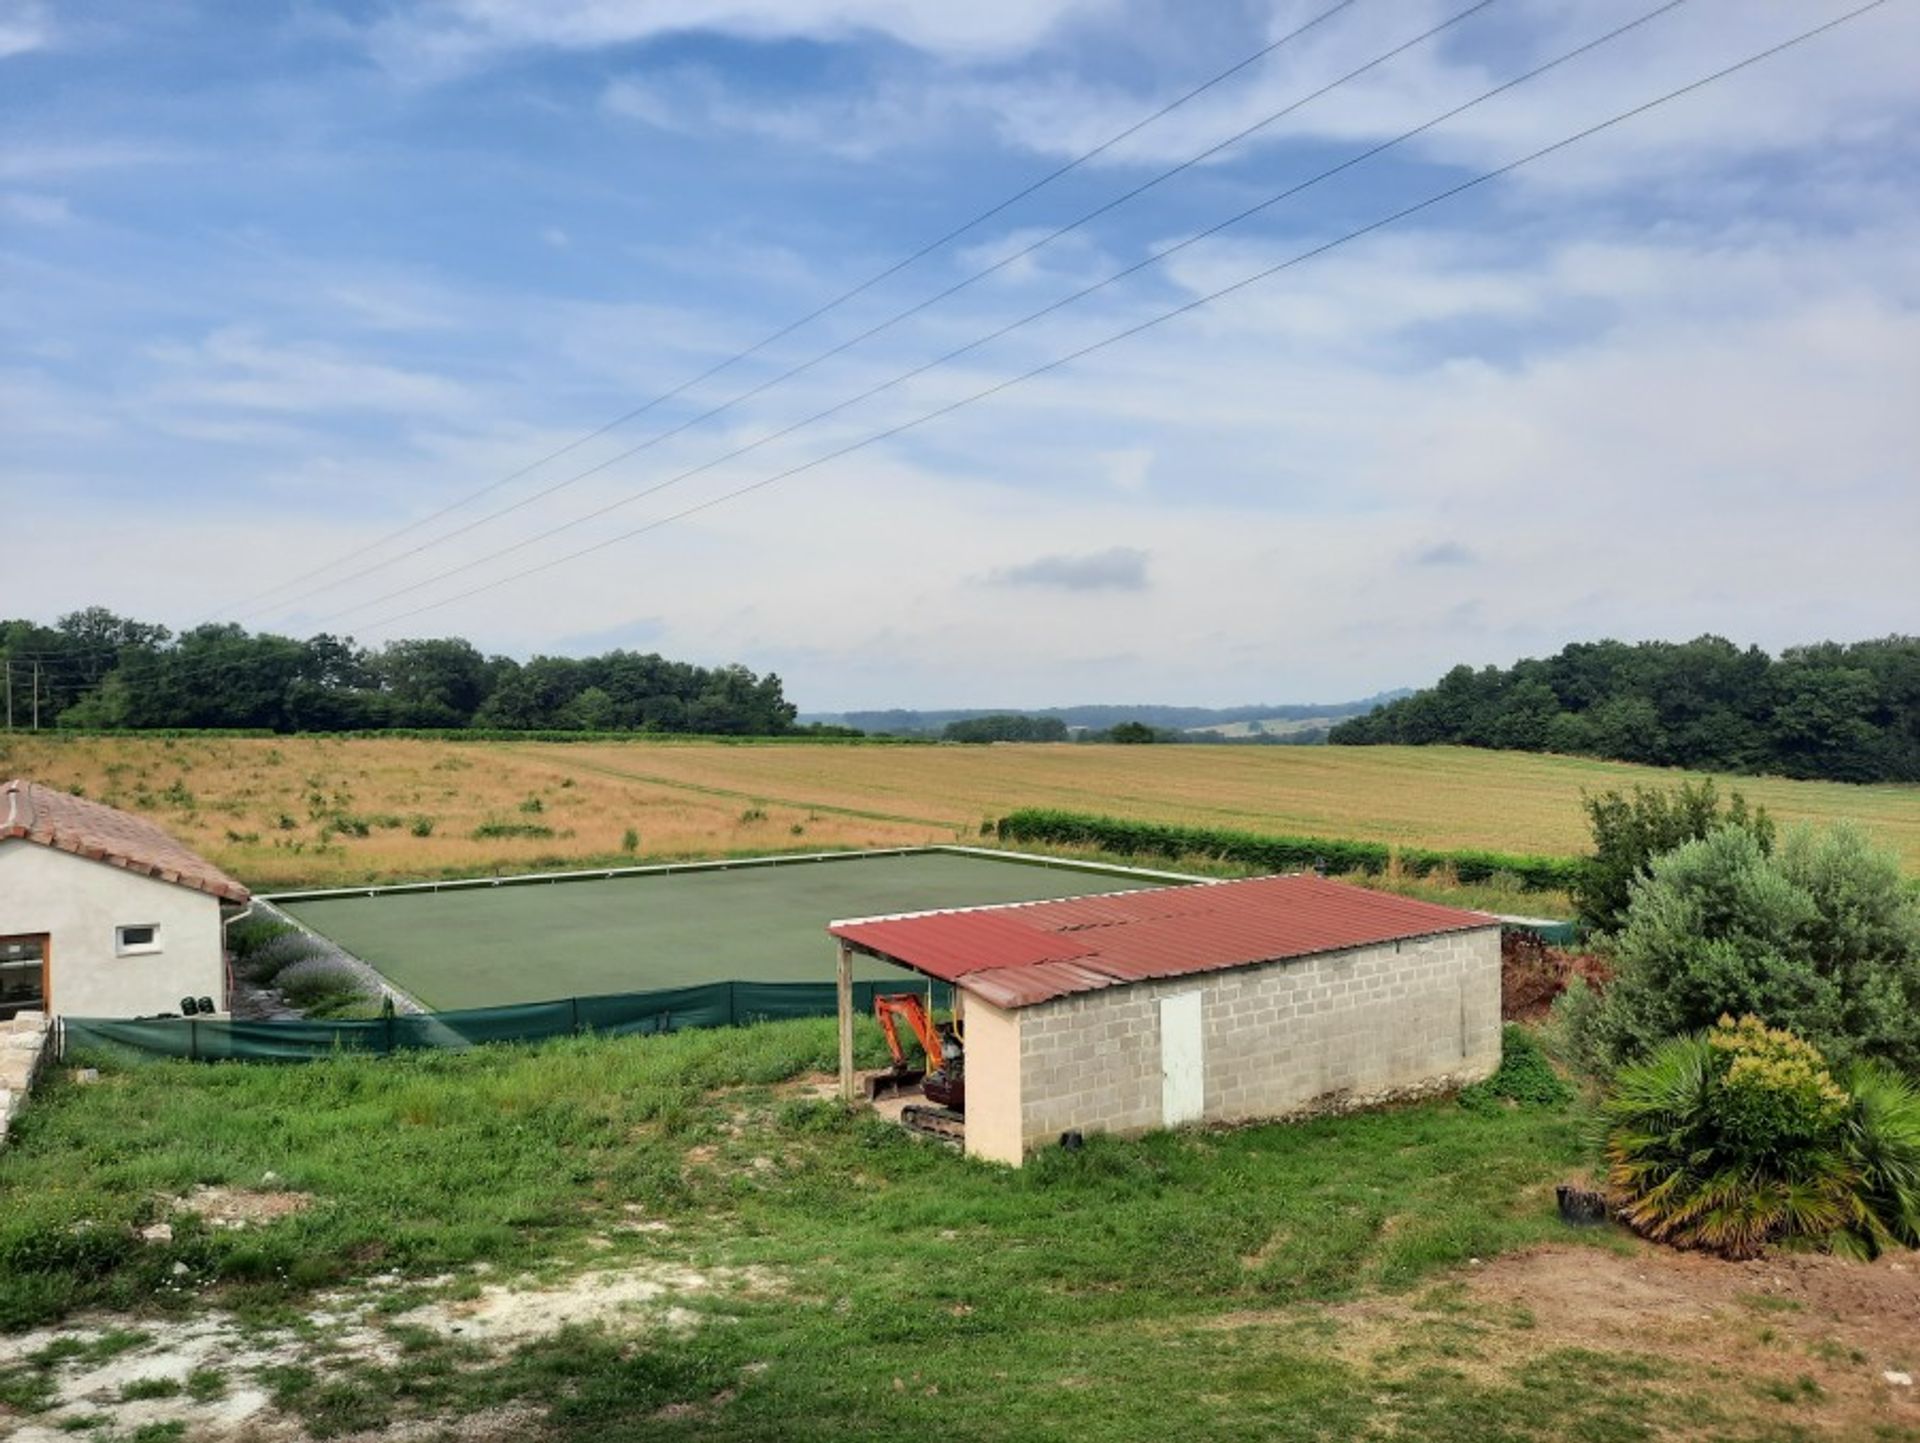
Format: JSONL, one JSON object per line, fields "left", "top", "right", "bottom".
{"left": 0, "top": 779, "right": 251, "bottom": 1019}
{"left": 830, "top": 873, "right": 1502, "bottom": 1166}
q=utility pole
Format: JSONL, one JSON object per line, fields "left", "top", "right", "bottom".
{"left": 31, "top": 659, "right": 39, "bottom": 731}
{"left": 4, "top": 659, "right": 11, "bottom": 731}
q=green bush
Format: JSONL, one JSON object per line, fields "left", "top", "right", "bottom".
{"left": 227, "top": 915, "right": 296, "bottom": 962}
{"left": 471, "top": 820, "right": 555, "bottom": 840}
{"left": 993, "top": 809, "right": 1581, "bottom": 893}
{"left": 1604, "top": 1017, "right": 1858, "bottom": 1258}
{"left": 234, "top": 934, "right": 318, "bottom": 984}
{"left": 1566, "top": 823, "right": 1920, "bottom": 1074}
{"left": 1458, "top": 1026, "right": 1572, "bottom": 1111}
{"left": 1574, "top": 779, "right": 1773, "bottom": 933}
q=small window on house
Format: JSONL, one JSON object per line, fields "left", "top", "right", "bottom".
{"left": 116, "top": 924, "right": 162, "bottom": 956}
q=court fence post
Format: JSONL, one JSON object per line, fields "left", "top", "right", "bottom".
{"left": 570, "top": 996, "right": 580, "bottom": 1036}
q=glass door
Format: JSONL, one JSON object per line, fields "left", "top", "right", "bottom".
{"left": 0, "top": 935, "right": 48, "bottom": 1020}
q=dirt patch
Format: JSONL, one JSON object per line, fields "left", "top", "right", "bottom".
{"left": 395, "top": 1262, "right": 780, "bottom": 1345}
{"left": 778, "top": 1072, "right": 841, "bottom": 1101}
{"left": 324, "top": 1405, "right": 545, "bottom": 1443}
{"left": 2, "top": 1315, "right": 298, "bottom": 1442}
{"left": 4, "top": 1257, "right": 781, "bottom": 1441}
{"left": 175, "top": 1184, "right": 312, "bottom": 1228}
{"left": 1319, "top": 1243, "right": 1920, "bottom": 1436}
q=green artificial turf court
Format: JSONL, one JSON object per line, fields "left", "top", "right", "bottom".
{"left": 275, "top": 850, "right": 1164, "bottom": 1011}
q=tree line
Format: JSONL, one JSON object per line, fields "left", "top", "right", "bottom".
{"left": 1, "top": 608, "right": 802, "bottom": 735}
{"left": 1328, "top": 635, "right": 1920, "bottom": 783}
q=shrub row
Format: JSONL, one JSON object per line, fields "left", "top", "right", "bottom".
{"left": 993, "top": 809, "right": 1586, "bottom": 893}
{"left": 229, "top": 916, "right": 379, "bottom": 1015}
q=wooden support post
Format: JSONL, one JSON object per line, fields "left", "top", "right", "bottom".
{"left": 837, "top": 941, "right": 856, "bottom": 1103}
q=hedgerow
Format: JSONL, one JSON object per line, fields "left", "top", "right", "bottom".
{"left": 993, "top": 809, "right": 1584, "bottom": 893}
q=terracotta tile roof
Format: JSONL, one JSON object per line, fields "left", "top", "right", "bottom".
{"left": 830, "top": 872, "right": 1494, "bottom": 1009}
{"left": 1, "top": 778, "right": 250, "bottom": 904}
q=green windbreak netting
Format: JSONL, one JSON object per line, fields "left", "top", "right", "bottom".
{"left": 1502, "top": 919, "right": 1583, "bottom": 946}
{"left": 61, "top": 978, "right": 952, "bottom": 1063}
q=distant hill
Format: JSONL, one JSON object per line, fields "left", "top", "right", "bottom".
{"left": 799, "top": 693, "right": 1411, "bottom": 740}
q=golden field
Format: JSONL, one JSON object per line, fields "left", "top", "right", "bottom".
{"left": 3, "top": 733, "right": 1917, "bottom": 890}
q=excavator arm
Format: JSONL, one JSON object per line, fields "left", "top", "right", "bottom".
{"left": 874, "top": 993, "right": 945, "bottom": 1073}
{"left": 867, "top": 992, "right": 965, "bottom": 1119}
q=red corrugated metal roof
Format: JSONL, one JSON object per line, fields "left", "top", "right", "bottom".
{"left": 829, "top": 873, "right": 1494, "bottom": 1008}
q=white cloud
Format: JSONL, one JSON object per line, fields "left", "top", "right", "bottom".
{"left": 1097, "top": 446, "right": 1153, "bottom": 493}
{"left": 602, "top": 65, "right": 962, "bottom": 160}
{"left": 1, "top": 190, "right": 68, "bottom": 223}
{"left": 141, "top": 328, "right": 477, "bottom": 420}
{"left": 969, "top": 0, "right": 1920, "bottom": 192}
{"left": 0, "top": 140, "right": 190, "bottom": 181}
{"left": 583, "top": 0, "right": 1920, "bottom": 203}
{"left": 0, "top": 0, "right": 52, "bottom": 60}
{"left": 371, "top": 0, "right": 1118, "bottom": 80}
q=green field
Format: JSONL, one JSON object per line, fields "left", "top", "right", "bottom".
{"left": 277, "top": 851, "right": 1160, "bottom": 1010}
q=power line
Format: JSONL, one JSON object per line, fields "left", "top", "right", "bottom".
{"left": 199, "top": 0, "right": 1362, "bottom": 623}
{"left": 317, "top": 0, "right": 1685, "bottom": 626}
{"left": 353, "top": 0, "right": 1891, "bottom": 636}
{"left": 245, "top": 0, "right": 1503, "bottom": 621}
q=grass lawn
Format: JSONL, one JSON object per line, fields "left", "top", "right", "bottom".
{"left": 275, "top": 851, "right": 1159, "bottom": 1009}
{"left": 6, "top": 1023, "right": 1913, "bottom": 1440}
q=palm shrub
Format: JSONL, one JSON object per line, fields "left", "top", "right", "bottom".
{"left": 1603, "top": 1015, "right": 1920, "bottom": 1258}
{"left": 1839, "top": 1061, "right": 1920, "bottom": 1257}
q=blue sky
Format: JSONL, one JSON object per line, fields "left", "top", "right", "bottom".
{"left": 4, "top": 0, "right": 1917, "bottom": 709}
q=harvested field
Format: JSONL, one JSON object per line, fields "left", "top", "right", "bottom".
{"left": 2, "top": 733, "right": 1916, "bottom": 890}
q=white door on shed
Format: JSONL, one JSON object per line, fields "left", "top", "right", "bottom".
{"left": 1159, "top": 991, "right": 1205, "bottom": 1126}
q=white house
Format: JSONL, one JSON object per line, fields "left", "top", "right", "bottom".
{"left": 0, "top": 778, "right": 250, "bottom": 1019}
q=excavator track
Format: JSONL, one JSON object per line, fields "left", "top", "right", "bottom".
{"left": 900, "top": 1103, "right": 965, "bottom": 1146}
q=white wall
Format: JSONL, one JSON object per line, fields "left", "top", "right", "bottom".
{"left": 958, "top": 994, "right": 1023, "bottom": 1166}
{"left": 0, "top": 841, "right": 227, "bottom": 1017}
{"left": 995, "top": 926, "right": 1502, "bottom": 1163}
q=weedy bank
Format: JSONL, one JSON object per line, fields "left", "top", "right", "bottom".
{"left": 3, "top": 1024, "right": 1916, "bottom": 1441}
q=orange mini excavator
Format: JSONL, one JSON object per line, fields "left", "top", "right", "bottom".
{"left": 868, "top": 993, "right": 965, "bottom": 1139}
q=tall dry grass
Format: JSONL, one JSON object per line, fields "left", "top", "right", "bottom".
{"left": 2, "top": 733, "right": 1915, "bottom": 890}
